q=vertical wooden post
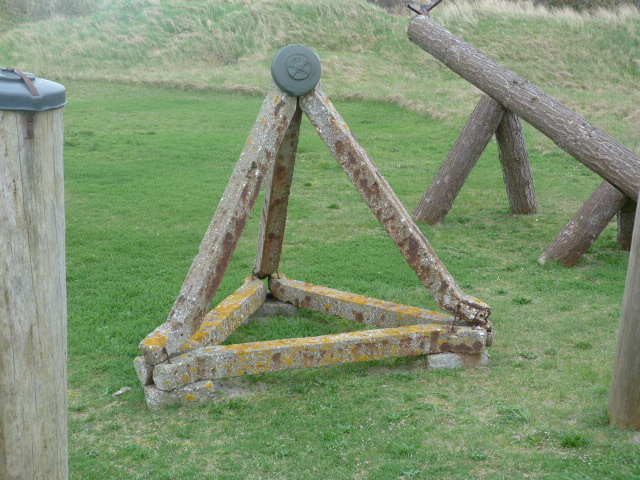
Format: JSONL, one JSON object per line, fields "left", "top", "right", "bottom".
{"left": 609, "top": 189, "right": 640, "bottom": 429}
{"left": 495, "top": 111, "right": 538, "bottom": 214}
{"left": 0, "top": 72, "right": 68, "bottom": 479}
{"left": 617, "top": 200, "right": 636, "bottom": 252}
{"left": 413, "top": 95, "right": 505, "bottom": 224}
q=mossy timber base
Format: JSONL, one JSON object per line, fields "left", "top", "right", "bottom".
{"left": 138, "top": 275, "right": 491, "bottom": 409}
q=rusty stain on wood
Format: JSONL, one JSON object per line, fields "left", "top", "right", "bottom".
{"left": 254, "top": 106, "right": 302, "bottom": 279}
{"left": 140, "top": 88, "right": 298, "bottom": 366}
{"left": 299, "top": 85, "right": 491, "bottom": 325}
{"left": 153, "top": 323, "right": 487, "bottom": 391}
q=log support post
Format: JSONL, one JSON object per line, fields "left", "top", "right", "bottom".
{"left": 618, "top": 200, "right": 636, "bottom": 252}
{"left": 413, "top": 94, "right": 505, "bottom": 224}
{"left": 0, "top": 72, "right": 68, "bottom": 479}
{"left": 539, "top": 181, "right": 627, "bottom": 266}
{"left": 496, "top": 111, "right": 538, "bottom": 214}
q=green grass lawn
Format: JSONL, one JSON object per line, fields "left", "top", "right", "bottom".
{"left": 64, "top": 81, "right": 639, "bottom": 479}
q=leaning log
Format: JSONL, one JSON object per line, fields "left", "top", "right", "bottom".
{"left": 495, "top": 111, "right": 538, "bottom": 214}
{"left": 413, "top": 95, "right": 505, "bottom": 224}
{"left": 609, "top": 190, "right": 640, "bottom": 429}
{"left": 408, "top": 15, "right": 640, "bottom": 201}
{"left": 140, "top": 89, "right": 298, "bottom": 365}
{"left": 300, "top": 85, "right": 491, "bottom": 325}
{"left": 539, "top": 181, "right": 627, "bottom": 266}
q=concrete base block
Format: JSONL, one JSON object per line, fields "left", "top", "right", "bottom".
{"left": 248, "top": 298, "right": 298, "bottom": 323}
{"left": 427, "top": 351, "right": 489, "bottom": 370}
{"left": 134, "top": 356, "right": 154, "bottom": 386}
{"left": 144, "top": 380, "right": 219, "bottom": 410}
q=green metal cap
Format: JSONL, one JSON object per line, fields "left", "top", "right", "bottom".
{"left": 0, "top": 68, "right": 66, "bottom": 111}
{"left": 271, "top": 45, "right": 321, "bottom": 96}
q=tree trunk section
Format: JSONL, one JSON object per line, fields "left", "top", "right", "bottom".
{"left": 609, "top": 189, "right": 640, "bottom": 429}
{"left": 495, "top": 111, "right": 538, "bottom": 214}
{"left": 539, "top": 181, "right": 627, "bottom": 266}
{"left": 0, "top": 108, "right": 68, "bottom": 479}
{"left": 408, "top": 15, "right": 640, "bottom": 201}
{"left": 617, "top": 200, "right": 636, "bottom": 252}
{"left": 413, "top": 94, "right": 505, "bottom": 224}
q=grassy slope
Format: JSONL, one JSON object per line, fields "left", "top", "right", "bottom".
{"left": 2, "top": 1, "right": 640, "bottom": 478}
{"left": 0, "top": 0, "right": 638, "bottom": 147}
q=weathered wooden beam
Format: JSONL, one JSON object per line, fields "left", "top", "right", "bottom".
{"left": 300, "top": 86, "right": 490, "bottom": 325}
{"left": 539, "top": 181, "right": 627, "bottom": 266}
{"left": 1, "top": 106, "right": 68, "bottom": 479}
{"left": 153, "top": 324, "right": 487, "bottom": 391}
{"left": 176, "top": 276, "right": 266, "bottom": 356}
{"left": 140, "top": 88, "right": 298, "bottom": 365}
{"left": 269, "top": 274, "right": 481, "bottom": 330}
{"left": 609, "top": 189, "right": 640, "bottom": 429}
{"left": 408, "top": 15, "right": 640, "bottom": 201}
{"left": 618, "top": 200, "right": 636, "bottom": 252}
{"left": 413, "top": 95, "right": 505, "bottom": 224}
{"left": 496, "top": 111, "right": 538, "bottom": 214}
{"left": 254, "top": 106, "right": 302, "bottom": 279}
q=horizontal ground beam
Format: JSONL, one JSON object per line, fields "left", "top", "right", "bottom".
{"left": 153, "top": 324, "right": 487, "bottom": 391}
{"left": 269, "top": 274, "right": 466, "bottom": 328}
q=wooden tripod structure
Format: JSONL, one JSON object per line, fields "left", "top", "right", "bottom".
{"left": 136, "top": 84, "right": 492, "bottom": 408}
{"left": 409, "top": 14, "right": 640, "bottom": 267}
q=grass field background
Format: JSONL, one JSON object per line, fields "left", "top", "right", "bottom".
{"left": 2, "top": 0, "right": 640, "bottom": 478}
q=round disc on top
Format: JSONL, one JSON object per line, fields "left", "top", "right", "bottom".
{"left": 271, "top": 45, "right": 321, "bottom": 96}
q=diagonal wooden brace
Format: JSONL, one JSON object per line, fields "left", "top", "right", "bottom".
{"left": 254, "top": 107, "right": 303, "bottom": 278}
{"left": 140, "top": 88, "right": 298, "bottom": 365}
{"left": 299, "top": 85, "right": 491, "bottom": 325}
{"left": 413, "top": 94, "right": 505, "bottom": 224}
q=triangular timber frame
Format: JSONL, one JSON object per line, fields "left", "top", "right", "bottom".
{"left": 136, "top": 84, "right": 493, "bottom": 408}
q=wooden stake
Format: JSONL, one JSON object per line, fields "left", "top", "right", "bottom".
{"left": 0, "top": 108, "right": 68, "bottom": 479}
{"left": 539, "top": 181, "right": 627, "bottom": 266}
{"left": 609, "top": 189, "right": 640, "bottom": 429}
{"left": 495, "top": 111, "right": 538, "bottom": 214}
{"left": 413, "top": 95, "right": 505, "bottom": 224}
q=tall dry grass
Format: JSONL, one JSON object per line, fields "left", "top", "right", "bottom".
{"left": 0, "top": 0, "right": 637, "bottom": 149}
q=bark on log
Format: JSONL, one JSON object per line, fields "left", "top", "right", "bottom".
{"left": 618, "top": 200, "right": 636, "bottom": 252}
{"left": 408, "top": 15, "right": 640, "bottom": 201}
{"left": 413, "top": 95, "right": 505, "bottom": 224}
{"left": 300, "top": 85, "right": 491, "bottom": 325}
{"left": 539, "top": 181, "right": 627, "bottom": 266}
{"left": 140, "top": 89, "right": 297, "bottom": 365}
{"left": 0, "top": 108, "right": 68, "bottom": 479}
{"left": 495, "top": 111, "right": 538, "bottom": 214}
{"left": 609, "top": 189, "right": 640, "bottom": 429}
